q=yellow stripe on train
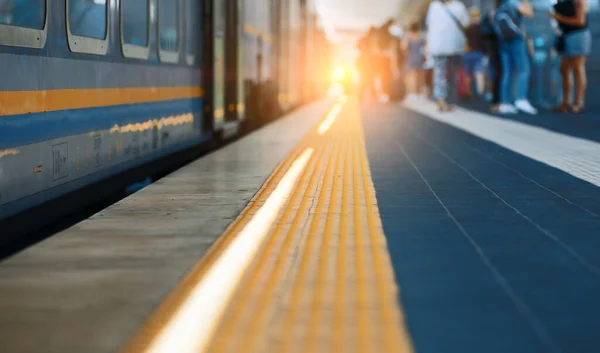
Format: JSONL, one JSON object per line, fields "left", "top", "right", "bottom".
{"left": 0, "top": 86, "right": 204, "bottom": 117}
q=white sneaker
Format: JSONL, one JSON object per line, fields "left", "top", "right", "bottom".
{"left": 514, "top": 99, "right": 537, "bottom": 115}
{"left": 406, "top": 94, "right": 418, "bottom": 102}
{"left": 498, "top": 104, "right": 518, "bottom": 114}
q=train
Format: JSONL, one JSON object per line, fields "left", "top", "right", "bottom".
{"left": 0, "top": 0, "right": 332, "bottom": 221}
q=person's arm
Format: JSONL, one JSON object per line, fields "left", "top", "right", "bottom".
{"left": 517, "top": 1, "right": 535, "bottom": 18}
{"left": 551, "top": 0, "right": 587, "bottom": 26}
{"left": 526, "top": 36, "right": 534, "bottom": 57}
{"left": 549, "top": 18, "right": 561, "bottom": 34}
{"left": 423, "top": 38, "right": 430, "bottom": 59}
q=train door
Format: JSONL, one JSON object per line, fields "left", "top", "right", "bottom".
{"left": 224, "top": 0, "right": 244, "bottom": 125}
{"left": 211, "top": 0, "right": 226, "bottom": 132}
{"left": 202, "top": 0, "right": 214, "bottom": 134}
{"left": 277, "top": 0, "right": 291, "bottom": 112}
{"left": 236, "top": 0, "right": 244, "bottom": 124}
{"left": 273, "top": 0, "right": 282, "bottom": 110}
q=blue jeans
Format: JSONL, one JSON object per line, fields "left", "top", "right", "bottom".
{"left": 463, "top": 50, "right": 485, "bottom": 76}
{"left": 499, "top": 38, "right": 530, "bottom": 103}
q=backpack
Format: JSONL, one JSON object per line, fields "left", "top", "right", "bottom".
{"left": 493, "top": 4, "right": 523, "bottom": 41}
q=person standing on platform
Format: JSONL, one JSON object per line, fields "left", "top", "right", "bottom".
{"left": 376, "top": 19, "right": 398, "bottom": 102}
{"left": 389, "top": 23, "right": 406, "bottom": 101}
{"left": 463, "top": 7, "right": 486, "bottom": 99}
{"left": 494, "top": 0, "right": 537, "bottom": 114}
{"left": 401, "top": 22, "right": 426, "bottom": 101}
{"left": 551, "top": 0, "right": 591, "bottom": 113}
{"left": 426, "top": 0, "right": 469, "bottom": 112}
{"left": 481, "top": 0, "right": 503, "bottom": 112}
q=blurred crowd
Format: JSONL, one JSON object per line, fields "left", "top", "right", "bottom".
{"left": 356, "top": 0, "right": 591, "bottom": 115}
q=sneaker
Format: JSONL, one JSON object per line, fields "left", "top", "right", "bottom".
{"left": 498, "top": 104, "right": 517, "bottom": 114}
{"left": 406, "top": 94, "right": 419, "bottom": 102}
{"left": 514, "top": 99, "right": 537, "bottom": 115}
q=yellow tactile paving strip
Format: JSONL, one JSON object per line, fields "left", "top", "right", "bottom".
{"left": 122, "top": 98, "right": 413, "bottom": 353}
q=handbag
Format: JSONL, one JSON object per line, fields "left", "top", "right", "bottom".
{"left": 555, "top": 35, "right": 566, "bottom": 53}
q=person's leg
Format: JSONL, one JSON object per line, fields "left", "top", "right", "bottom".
{"left": 498, "top": 41, "right": 512, "bottom": 104}
{"left": 406, "top": 70, "right": 416, "bottom": 95}
{"left": 417, "top": 69, "right": 425, "bottom": 97}
{"left": 559, "top": 56, "right": 572, "bottom": 109}
{"left": 426, "top": 68, "right": 433, "bottom": 97}
{"left": 381, "top": 74, "right": 389, "bottom": 96}
{"left": 465, "top": 75, "right": 474, "bottom": 98}
{"left": 497, "top": 41, "right": 519, "bottom": 114}
{"left": 463, "top": 52, "right": 475, "bottom": 98}
{"left": 447, "top": 55, "right": 461, "bottom": 108}
{"left": 511, "top": 38, "right": 537, "bottom": 114}
{"left": 490, "top": 45, "right": 502, "bottom": 108}
{"left": 487, "top": 64, "right": 495, "bottom": 94}
{"left": 512, "top": 39, "right": 531, "bottom": 101}
{"left": 572, "top": 55, "right": 587, "bottom": 111}
{"left": 474, "top": 52, "right": 486, "bottom": 96}
{"left": 433, "top": 56, "right": 449, "bottom": 109}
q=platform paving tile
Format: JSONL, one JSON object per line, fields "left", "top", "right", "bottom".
{"left": 362, "top": 102, "right": 600, "bottom": 353}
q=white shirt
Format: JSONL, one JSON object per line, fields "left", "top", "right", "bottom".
{"left": 425, "top": 0, "right": 469, "bottom": 56}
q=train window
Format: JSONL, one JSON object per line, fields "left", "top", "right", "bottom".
{"left": 0, "top": 0, "right": 48, "bottom": 48}
{"left": 68, "top": 0, "right": 107, "bottom": 39}
{"left": 66, "top": 0, "right": 109, "bottom": 55}
{"left": 121, "top": 0, "right": 151, "bottom": 59}
{"left": 0, "top": 0, "right": 45, "bottom": 29}
{"left": 184, "top": 0, "right": 200, "bottom": 65}
{"left": 158, "top": 0, "right": 180, "bottom": 63}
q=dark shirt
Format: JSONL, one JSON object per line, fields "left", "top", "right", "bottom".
{"left": 554, "top": 0, "right": 588, "bottom": 33}
{"left": 465, "top": 23, "right": 483, "bottom": 52}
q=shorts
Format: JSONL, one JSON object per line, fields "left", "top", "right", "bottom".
{"left": 406, "top": 57, "right": 424, "bottom": 71}
{"left": 563, "top": 29, "right": 592, "bottom": 57}
{"left": 463, "top": 50, "right": 485, "bottom": 76}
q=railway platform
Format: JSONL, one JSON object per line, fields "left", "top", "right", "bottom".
{"left": 1, "top": 94, "right": 600, "bottom": 353}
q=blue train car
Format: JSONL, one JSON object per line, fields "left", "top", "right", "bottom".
{"left": 0, "top": 0, "right": 325, "bottom": 222}
{"left": 0, "top": 0, "right": 207, "bottom": 220}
